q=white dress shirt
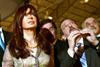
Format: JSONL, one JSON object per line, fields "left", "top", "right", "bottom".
{"left": 0, "top": 27, "right": 5, "bottom": 43}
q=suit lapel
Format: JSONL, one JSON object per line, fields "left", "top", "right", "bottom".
{"left": 0, "top": 46, "right": 4, "bottom": 54}
{"left": 96, "top": 37, "right": 100, "bottom": 41}
{"left": 2, "top": 30, "right": 7, "bottom": 47}
{"left": 2, "top": 30, "right": 9, "bottom": 45}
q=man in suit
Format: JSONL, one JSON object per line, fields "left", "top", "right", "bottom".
{"left": 82, "top": 17, "right": 100, "bottom": 67}
{"left": 59, "top": 19, "right": 100, "bottom": 67}
{"left": 0, "top": 25, "right": 12, "bottom": 66}
{"left": 40, "top": 19, "right": 81, "bottom": 67}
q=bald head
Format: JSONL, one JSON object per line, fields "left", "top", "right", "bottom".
{"left": 84, "top": 17, "right": 96, "bottom": 25}
{"left": 60, "top": 19, "right": 79, "bottom": 38}
{"left": 61, "top": 19, "right": 75, "bottom": 30}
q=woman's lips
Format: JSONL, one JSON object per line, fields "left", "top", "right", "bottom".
{"left": 28, "top": 21, "right": 35, "bottom": 24}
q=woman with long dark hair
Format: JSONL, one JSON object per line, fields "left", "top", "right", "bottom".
{"left": 2, "top": 4, "right": 51, "bottom": 67}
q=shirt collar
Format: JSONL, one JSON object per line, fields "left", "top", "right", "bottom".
{"left": 97, "top": 34, "right": 100, "bottom": 37}
{"left": 0, "top": 27, "right": 3, "bottom": 32}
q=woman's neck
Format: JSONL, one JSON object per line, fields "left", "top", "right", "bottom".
{"left": 23, "top": 29, "right": 36, "bottom": 41}
{"left": 23, "top": 29, "right": 38, "bottom": 48}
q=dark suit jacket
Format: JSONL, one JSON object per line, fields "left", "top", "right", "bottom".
{"left": 54, "top": 39, "right": 82, "bottom": 67}
{"left": 54, "top": 38, "right": 100, "bottom": 67}
{"left": 84, "top": 37, "right": 100, "bottom": 67}
{"left": 0, "top": 30, "right": 12, "bottom": 67}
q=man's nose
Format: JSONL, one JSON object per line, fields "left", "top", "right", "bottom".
{"left": 69, "top": 24, "right": 72, "bottom": 27}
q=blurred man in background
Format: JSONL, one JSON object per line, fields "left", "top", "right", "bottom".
{"left": 82, "top": 17, "right": 100, "bottom": 40}
{"left": 0, "top": 19, "right": 12, "bottom": 67}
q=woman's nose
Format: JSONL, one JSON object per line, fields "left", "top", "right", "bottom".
{"left": 29, "top": 15, "right": 33, "bottom": 19}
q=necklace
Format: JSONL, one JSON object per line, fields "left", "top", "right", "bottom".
{"left": 25, "top": 39, "right": 38, "bottom": 48}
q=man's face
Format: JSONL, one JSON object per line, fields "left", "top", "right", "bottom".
{"left": 85, "top": 18, "right": 99, "bottom": 34}
{"left": 42, "top": 22, "right": 56, "bottom": 38}
{"left": 61, "top": 19, "right": 79, "bottom": 37}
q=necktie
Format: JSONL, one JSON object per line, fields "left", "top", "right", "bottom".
{"left": 75, "top": 37, "right": 87, "bottom": 67}
{"left": 80, "top": 52, "right": 87, "bottom": 67}
{"left": 0, "top": 32, "right": 5, "bottom": 50}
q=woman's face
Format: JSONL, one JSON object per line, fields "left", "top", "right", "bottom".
{"left": 22, "top": 8, "right": 37, "bottom": 29}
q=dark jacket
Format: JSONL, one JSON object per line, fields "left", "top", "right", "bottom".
{"left": 54, "top": 38, "right": 100, "bottom": 67}
{"left": 84, "top": 37, "right": 100, "bottom": 67}
{"left": 0, "top": 30, "right": 12, "bottom": 67}
{"left": 54, "top": 39, "right": 82, "bottom": 67}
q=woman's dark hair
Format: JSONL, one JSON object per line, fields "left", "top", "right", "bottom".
{"left": 40, "top": 28, "right": 55, "bottom": 44}
{"left": 38, "top": 28, "right": 55, "bottom": 55}
{"left": 9, "top": 4, "right": 40, "bottom": 59}
{"left": 39, "top": 28, "right": 55, "bottom": 67}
